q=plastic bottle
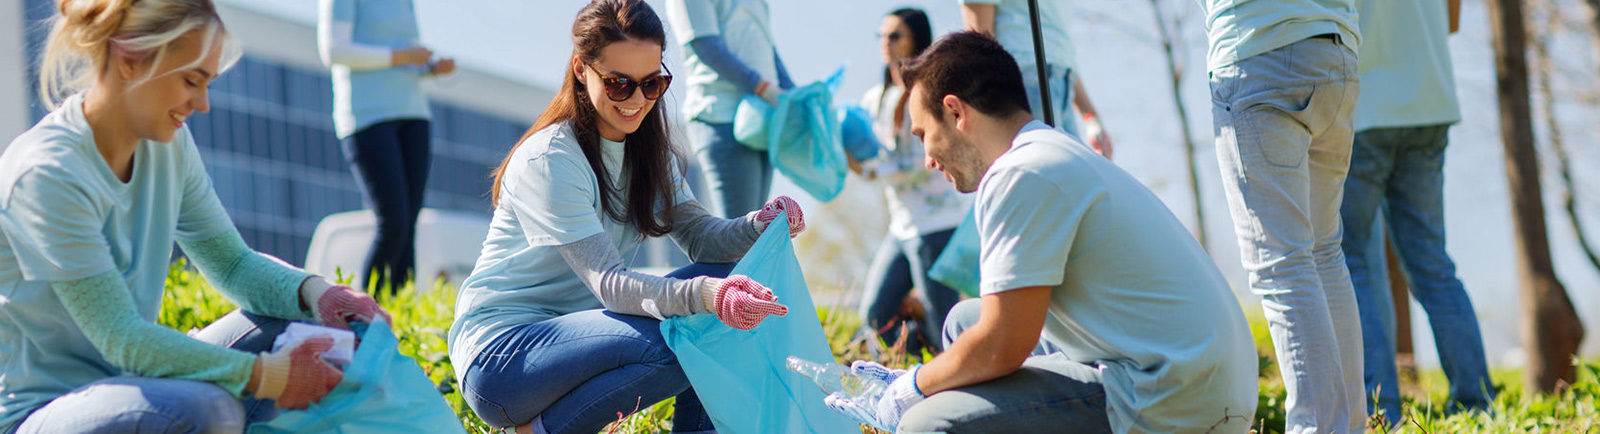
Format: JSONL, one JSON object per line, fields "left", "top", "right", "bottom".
{"left": 785, "top": 356, "right": 887, "bottom": 401}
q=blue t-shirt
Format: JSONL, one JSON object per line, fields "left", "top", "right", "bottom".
{"left": 666, "top": 0, "right": 779, "bottom": 124}
{"left": 0, "top": 94, "right": 239, "bottom": 431}
{"left": 447, "top": 122, "right": 694, "bottom": 375}
{"left": 1353, "top": 0, "right": 1460, "bottom": 131}
{"left": 975, "top": 121, "right": 1258, "bottom": 433}
{"left": 958, "top": 0, "right": 1076, "bottom": 70}
{"left": 1199, "top": 0, "right": 1360, "bottom": 70}
{"left": 325, "top": 0, "right": 432, "bottom": 138}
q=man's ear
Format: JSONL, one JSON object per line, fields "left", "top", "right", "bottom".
{"left": 942, "top": 94, "right": 965, "bottom": 131}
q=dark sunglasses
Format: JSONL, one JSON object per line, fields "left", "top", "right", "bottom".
{"left": 588, "top": 62, "right": 673, "bottom": 102}
{"left": 880, "top": 31, "right": 903, "bottom": 42}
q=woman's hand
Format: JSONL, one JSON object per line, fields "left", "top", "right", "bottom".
{"left": 699, "top": 275, "right": 788, "bottom": 330}
{"left": 250, "top": 337, "right": 343, "bottom": 409}
{"left": 751, "top": 195, "right": 806, "bottom": 238}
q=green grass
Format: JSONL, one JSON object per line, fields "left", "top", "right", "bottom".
{"left": 156, "top": 263, "right": 1597, "bottom": 433}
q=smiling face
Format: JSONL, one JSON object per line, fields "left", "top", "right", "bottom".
{"left": 907, "top": 86, "right": 987, "bottom": 193}
{"left": 576, "top": 38, "right": 666, "bottom": 141}
{"left": 115, "top": 27, "right": 222, "bottom": 143}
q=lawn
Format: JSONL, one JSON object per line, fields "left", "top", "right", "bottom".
{"left": 157, "top": 262, "right": 1599, "bottom": 433}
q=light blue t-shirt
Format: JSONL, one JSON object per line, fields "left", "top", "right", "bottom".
{"left": 1199, "top": 0, "right": 1360, "bottom": 70}
{"left": 327, "top": 0, "right": 431, "bottom": 138}
{"left": 447, "top": 122, "right": 695, "bottom": 374}
{"left": 0, "top": 94, "right": 239, "bottom": 431}
{"left": 1353, "top": 0, "right": 1459, "bottom": 131}
{"left": 666, "top": 0, "right": 779, "bottom": 124}
{"left": 975, "top": 121, "right": 1258, "bottom": 433}
{"left": 958, "top": 0, "right": 1076, "bottom": 70}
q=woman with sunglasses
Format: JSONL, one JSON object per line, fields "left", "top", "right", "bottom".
{"left": 317, "top": 0, "right": 456, "bottom": 293}
{"left": 851, "top": 8, "right": 971, "bottom": 355}
{"left": 665, "top": 0, "right": 794, "bottom": 218}
{"left": 447, "top": 1, "right": 805, "bottom": 433}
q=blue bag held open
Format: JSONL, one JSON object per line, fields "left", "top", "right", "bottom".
{"left": 248, "top": 319, "right": 465, "bottom": 434}
{"left": 660, "top": 212, "right": 859, "bottom": 434}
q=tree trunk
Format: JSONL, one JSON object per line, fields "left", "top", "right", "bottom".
{"left": 1386, "top": 236, "right": 1416, "bottom": 382}
{"left": 1148, "top": 0, "right": 1208, "bottom": 251}
{"left": 1486, "top": 0, "right": 1587, "bottom": 393}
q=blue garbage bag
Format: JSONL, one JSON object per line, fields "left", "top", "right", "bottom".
{"left": 249, "top": 319, "right": 466, "bottom": 434}
{"left": 837, "top": 105, "right": 881, "bottom": 162}
{"left": 767, "top": 67, "right": 849, "bottom": 202}
{"left": 927, "top": 208, "right": 981, "bottom": 298}
{"left": 733, "top": 95, "right": 771, "bottom": 151}
{"left": 660, "top": 211, "right": 859, "bottom": 434}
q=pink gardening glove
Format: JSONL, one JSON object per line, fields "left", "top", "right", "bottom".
{"left": 752, "top": 195, "right": 806, "bottom": 238}
{"left": 255, "top": 336, "right": 344, "bottom": 409}
{"left": 712, "top": 275, "right": 789, "bottom": 330}
{"left": 315, "top": 285, "right": 390, "bottom": 330}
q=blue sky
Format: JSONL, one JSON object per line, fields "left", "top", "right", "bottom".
{"left": 230, "top": 0, "right": 1600, "bottom": 367}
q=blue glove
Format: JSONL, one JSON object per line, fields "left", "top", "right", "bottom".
{"left": 823, "top": 363, "right": 925, "bottom": 431}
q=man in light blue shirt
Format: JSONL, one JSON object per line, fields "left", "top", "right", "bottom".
{"left": 958, "top": 0, "right": 1113, "bottom": 157}
{"left": 1341, "top": 0, "right": 1491, "bottom": 425}
{"left": 1199, "top": 0, "right": 1365, "bottom": 432}
{"left": 822, "top": 32, "right": 1257, "bottom": 434}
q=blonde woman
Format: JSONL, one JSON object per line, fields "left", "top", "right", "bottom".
{"left": 0, "top": 1, "right": 389, "bottom": 432}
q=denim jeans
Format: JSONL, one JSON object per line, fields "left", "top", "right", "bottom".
{"left": 1020, "top": 64, "right": 1080, "bottom": 138}
{"left": 1340, "top": 125, "right": 1493, "bottom": 422}
{"left": 896, "top": 299, "right": 1104, "bottom": 433}
{"left": 1209, "top": 35, "right": 1365, "bottom": 433}
{"left": 859, "top": 229, "right": 962, "bottom": 353}
{"left": 689, "top": 120, "right": 772, "bottom": 219}
{"left": 15, "top": 311, "right": 294, "bottom": 433}
{"left": 459, "top": 263, "right": 734, "bottom": 434}
{"left": 343, "top": 119, "right": 432, "bottom": 293}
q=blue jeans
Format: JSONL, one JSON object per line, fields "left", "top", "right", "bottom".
{"left": 1020, "top": 64, "right": 1080, "bottom": 138}
{"left": 896, "top": 299, "right": 1104, "bottom": 433}
{"left": 859, "top": 229, "right": 962, "bottom": 353}
{"left": 1209, "top": 35, "right": 1365, "bottom": 433}
{"left": 689, "top": 120, "right": 772, "bottom": 219}
{"left": 343, "top": 119, "right": 432, "bottom": 293}
{"left": 15, "top": 311, "right": 294, "bottom": 433}
{"left": 459, "top": 263, "right": 734, "bottom": 433}
{"left": 1340, "top": 125, "right": 1493, "bottom": 422}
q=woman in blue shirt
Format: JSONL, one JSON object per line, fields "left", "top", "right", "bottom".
{"left": 1, "top": 1, "right": 390, "bottom": 432}
{"left": 449, "top": 1, "right": 803, "bottom": 433}
{"left": 664, "top": 0, "right": 795, "bottom": 218}
{"left": 317, "top": 0, "right": 456, "bottom": 293}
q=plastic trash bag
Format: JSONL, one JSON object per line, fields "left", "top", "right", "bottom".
{"left": 928, "top": 208, "right": 981, "bottom": 298}
{"left": 733, "top": 95, "right": 772, "bottom": 151}
{"left": 837, "top": 105, "right": 881, "bottom": 162}
{"left": 767, "top": 67, "right": 849, "bottom": 202}
{"left": 660, "top": 211, "right": 859, "bottom": 434}
{"left": 249, "top": 319, "right": 465, "bottom": 434}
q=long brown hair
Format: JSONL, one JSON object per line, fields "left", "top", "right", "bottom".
{"left": 490, "top": 0, "right": 678, "bottom": 237}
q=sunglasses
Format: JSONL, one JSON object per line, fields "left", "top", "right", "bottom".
{"left": 588, "top": 62, "right": 673, "bottom": 102}
{"left": 880, "top": 31, "right": 903, "bottom": 42}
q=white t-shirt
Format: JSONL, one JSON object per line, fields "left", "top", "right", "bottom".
{"left": 976, "top": 121, "right": 1258, "bottom": 433}
{"left": 447, "top": 121, "right": 695, "bottom": 372}
{"left": 859, "top": 84, "right": 971, "bottom": 240}
{"left": 1352, "top": 0, "right": 1460, "bottom": 131}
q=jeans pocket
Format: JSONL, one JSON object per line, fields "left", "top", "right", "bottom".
{"left": 1234, "top": 84, "right": 1320, "bottom": 169}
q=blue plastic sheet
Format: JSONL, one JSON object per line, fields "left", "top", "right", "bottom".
{"left": 927, "top": 208, "right": 981, "bottom": 298}
{"left": 767, "top": 67, "right": 849, "bottom": 202}
{"left": 837, "top": 105, "right": 881, "bottom": 162}
{"left": 248, "top": 319, "right": 465, "bottom": 434}
{"left": 660, "top": 212, "right": 859, "bottom": 434}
